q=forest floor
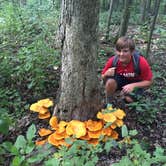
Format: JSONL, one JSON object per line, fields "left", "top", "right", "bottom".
{"left": 2, "top": 27, "right": 166, "bottom": 165}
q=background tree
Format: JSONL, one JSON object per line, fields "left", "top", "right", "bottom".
{"left": 118, "top": 0, "right": 132, "bottom": 38}
{"left": 141, "top": 0, "right": 147, "bottom": 23}
{"left": 54, "top": 0, "right": 101, "bottom": 121}
{"left": 146, "top": 0, "right": 161, "bottom": 59}
{"left": 105, "top": 0, "right": 115, "bottom": 40}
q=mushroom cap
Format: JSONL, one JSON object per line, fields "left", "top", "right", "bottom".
{"left": 50, "top": 131, "right": 68, "bottom": 140}
{"left": 88, "top": 139, "right": 99, "bottom": 146}
{"left": 86, "top": 120, "right": 103, "bottom": 131}
{"left": 102, "top": 113, "right": 117, "bottom": 123}
{"left": 102, "top": 127, "right": 112, "bottom": 136}
{"left": 49, "top": 116, "right": 58, "bottom": 129}
{"left": 66, "top": 120, "right": 86, "bottom": 138}
{"left": 38, "top": 128, "right": 52, "bottom": 137}
{"left": 97, "top": 112, "right": 103, "bottom": 119}
{"left": 38, "top": 112, "right": 51, "bottom": 119}
{"left": 80, "top": 133, "right": 91, "bottom": 141}
{"left": 112, "top": 109, "right": 126, "bottom": 119}
{"left": 88, "top": 130, "right": 102, "bottom": 139}
{"left": 115, "top": 119, "right": 124, "bottom": 127}
{"left": 37, "top": 98, "right": 53, "bottom": 108}
{"left": 48, "top": 133, "right": 70, "bottom": 147}
{"left": 30, "top": 103, "right": 48, "bottom": 114}
{"left": 35, "top": 139, "right": 47, "bottom": 146}
{"left": 111, "top": 130, "right": 119, "bottom": 140}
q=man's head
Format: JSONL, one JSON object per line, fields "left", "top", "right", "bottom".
{"left": 116, "top": 36, "right": 135, "bottom": 52}
{"left": 115, "top": 36, "right": 135, "bottom": 64}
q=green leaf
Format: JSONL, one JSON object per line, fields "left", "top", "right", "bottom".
{"left": 25, "top": 144, "right": 35, "bottom": 154}
{"left": 0, "top": 118, "right": 9, "bottom": 135}
{"left": 26, "top": 124, "right": 36, "bottom": 141}
{"left": 44, "top": 158, "right": 60, "bottom": 166}
{"left": 11, "top": 156, "right": 25, "bottom": 166}
{"left": 122, "top": 125, "right": 128, "bottom": 137}
{"left": 14, "top": 135, "right": 27, "bottom": 151}
{"left": 129, "top": 129, "right": 138, "bottom": 136}
{"left": 105, "top": 122, "right": 112, "bottom": 128}
{"left": 2, "top": 141, "right": 13, "bottom": 152}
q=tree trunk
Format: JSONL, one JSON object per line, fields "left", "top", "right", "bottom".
{"left": 118, "top": 0, "right": 132, "bottom": 37}
{"left": 146, "top": 0, "right": 152, "bottom": 15}
{"left": 105, "top": 0, "right": 115, "bottom": 40}
{"left": 164, "top": 3, "right": 166, "bottom": 14}
{"left": 141, "top": 0, "right": 147, "bottom": 23}
{"left": 54, "top": 0, "right": 101, "bottom": 121}
{"left": 146, "top": 0, "right": 160, "bottom": 59}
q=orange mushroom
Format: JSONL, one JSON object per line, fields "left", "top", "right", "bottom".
{"left": 80, "top": 133, "right": 91, "bottom": 141}
{"left": 115, "top": 119, "right": 124, "bottom": 127}
{"left": 112, "top": 109, "right": 126, "bottom": 119}
{"left": 97, "top": 112, "right": 103, "bottom": 119}
{"left": 35, "top": 139, "right": 47, "bottom": 146}
{"left": 86, "top": 120, "right": 103, "bottom": 131}
{"left": 88, "top": 130, "right": 102, "bottom": 139}
{"left": 66, "top": 120, "right": 86, "bottom": 138}
{"left": 49, "top": 131, "right": 68, "bottom": 140}
{"left": 48, "top": 133, "right": 70, "bottom": 147}
{"left": 102, "top": 113, "right": 117, "bottom": 123}
{"left": 102, "top": 127, "right": 112, "bottom": 136}
{"left": 30, "top": 103, "right": 48, "bottom": 114}
{"left": 38, "top": 128, "right": 52, "bottom": 137}
{"left": 49, "top": 116, "right": 58, "bottom": 129}
{"left": 88, "top": 139, "right": 99, "bottom": 146}
{"left": 111, "top": 130, "right": 119, "bottom": 140}
{"left": 38, "top": 112, "right": 51, "bottom": 119}
{"left": 37, "top": 98, "right": 53, "bottom": 108}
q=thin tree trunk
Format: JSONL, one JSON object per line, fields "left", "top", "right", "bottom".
{"left": 54, "top": 0, "right": 101, "bottom": 121}
{"left": 146, "top": 0, "right": 160, "bottom": 59}
{"left": 141, "top": 0, "right": 147, "bottom": 23}
{"left": 118, "top": 0, "right": 132, "bottom": 37}
{"left": 105, "top": 0, "right": 114, "bottom": 40}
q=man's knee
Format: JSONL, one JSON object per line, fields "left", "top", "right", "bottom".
{"left": 105, "top": 79, "right": 117, "bottom": 91}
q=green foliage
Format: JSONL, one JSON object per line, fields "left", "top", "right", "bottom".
{"left": 0, "top": 123, "right": 118, "bottom": 166}
{"left": 0, "top": 114, "right": 11, "bottom": 135}
{"left": 0, "top": 124, "right": 52, "bottom": 166}
{"left": 0, "top": 1, "right": 60, "bottom": 120}
{"left": 128, "top": 61, "right": 166, "bottom": 126}
{"left": 113, "top": 141, "right": 166, "bottom": 166}
{"left": 45, "top": 138, "right": 117, "bottom": 166}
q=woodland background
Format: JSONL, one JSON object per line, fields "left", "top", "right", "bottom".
{"left": 0, "top": 0, "right": 166, "bottom": 165}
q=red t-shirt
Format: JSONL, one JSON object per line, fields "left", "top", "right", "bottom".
{"left": 101, "top": 55, "right": 153, "bottom": 81}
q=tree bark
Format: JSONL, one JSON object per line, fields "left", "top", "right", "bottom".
{"left": 105, "top": 0, "right": 115, "bottom": 40}
{"left": 141, "top": 0, "right": 147, "bottom": 23}
{"left": 146, "top": 0, "right": 160, "bottom": 59}
{"left": 54, "top": 0, "right": 101, "bottom": 121}
{"left": 118, "top": 0, "right": 132, "bottom": 37}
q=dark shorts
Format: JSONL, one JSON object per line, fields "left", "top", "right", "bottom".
{"left": 104, "top": 74, "right": 144, "bottom": 100}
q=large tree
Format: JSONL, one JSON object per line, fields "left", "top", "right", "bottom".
{"left": 54, "top": 0, "right": 101, "bottom": 121}
{"left": 118, "top": 0, "right": 132, "bottom": 37}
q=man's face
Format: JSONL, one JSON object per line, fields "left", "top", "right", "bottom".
{"left": 116, "top": 48, "right": 133, "bottom": 64}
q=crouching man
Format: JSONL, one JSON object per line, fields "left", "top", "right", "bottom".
{"left": 101, "top": 36, "right": 153, "bottom": 103}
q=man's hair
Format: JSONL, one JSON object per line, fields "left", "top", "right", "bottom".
{"left": 115, "top": 36, "right": 135, "bottom": 51}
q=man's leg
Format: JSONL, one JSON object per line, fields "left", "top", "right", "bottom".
{"left": 124, "top": 88, "right": 144, "bottom": 103}
{"left": 105, "top": 79, "right": 117, "bottom": 103}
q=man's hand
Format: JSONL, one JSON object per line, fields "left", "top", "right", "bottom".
{"left": 103, "top": 67, "right": 116, "bottom": 77}
{"left": 121, "top": 84, "right": 135, "bottom": 94}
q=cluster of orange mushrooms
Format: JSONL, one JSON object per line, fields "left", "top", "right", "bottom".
{"left": 30, "top": 98, "right": 126, "bottom": 147}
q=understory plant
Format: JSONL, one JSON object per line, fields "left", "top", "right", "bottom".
{"left": 113, "top": 140, "right": 166, "bottom": 166}
{"left": 0, "top": 124, "right": 53, "bottom": 166}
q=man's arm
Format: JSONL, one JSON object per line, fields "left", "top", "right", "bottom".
{"left": 122, "top": 80, "right": 153, "bottom": 94}
{"left": 101, "top": 67, "right": 116, "bottom": 79}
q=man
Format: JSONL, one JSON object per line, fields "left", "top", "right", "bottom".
{"left": 101, "top": 36, "right": 153, "bottom": 103}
